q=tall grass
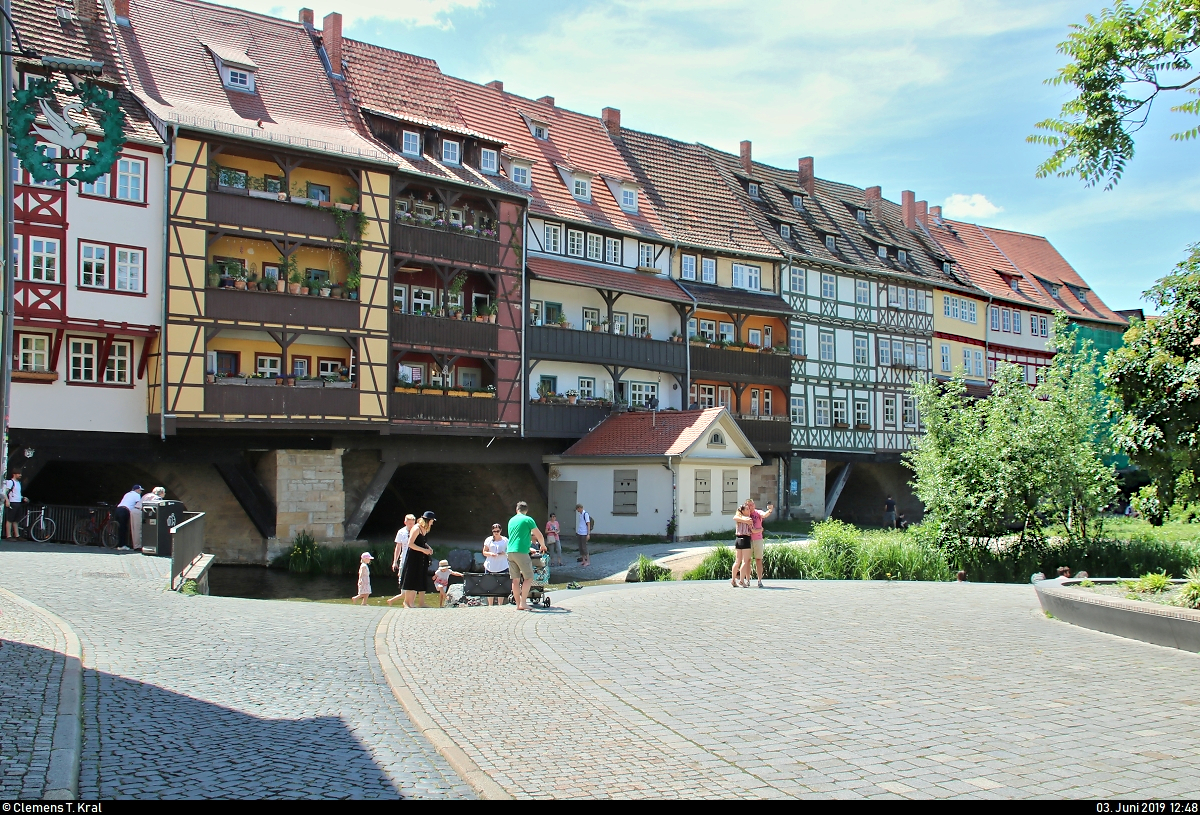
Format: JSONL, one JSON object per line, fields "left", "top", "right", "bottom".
{"left": 628, "top": 553, "right": 672, "bottom": 582}
{"left": 957, "top": 536, "right": 1200, "bottom": 583}
{"left": 279, "top": 532, "right": 398, "bottom": 576}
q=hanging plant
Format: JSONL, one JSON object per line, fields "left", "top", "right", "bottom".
{"left": 8, "top": 78, "right": 127, "bottom": 185}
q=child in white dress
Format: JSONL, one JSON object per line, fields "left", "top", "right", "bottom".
{"left": 351, "top": 552, "right": 374, "bottom": 605}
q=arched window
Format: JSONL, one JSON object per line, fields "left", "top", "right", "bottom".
{"left": 709, "top": 432, "right": 725, "bottom": 446}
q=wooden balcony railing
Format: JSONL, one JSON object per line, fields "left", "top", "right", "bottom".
{"left": 390, "top": 391, "right": 499, "bottom": 423}
{"left": 206, "top": 192, "right": 340, "bottom": 239}
{"left": 393, "top": 221, "right": 500, "bottom": 267}
{"left": 206, "top": 287, "right": 361, "bottom": 329}
{"left": 204, "top": 382, "right": 360, "bottom": 416}
{"left": 690, "top": 345, "right": 791, "bottom": 386}
{"left": 524, "top": 402, "right": 613, "bottom": 437}
{"left": 734, "top": 415, "right": 793, "bottom": 453}
{"left": 527, "top": 326, "right": 687, "bottom": 374}
{"left": 390, "top": 311, "right": 499, "bottom": 353}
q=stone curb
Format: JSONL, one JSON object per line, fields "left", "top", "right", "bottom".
{"left": 0, "top": 587, "right": 82, "bottom": 799}
{"left": 373, "top": 611, "right": 510, "bottom": 800}
{"left": 1034, "top": 581, "right": 1200, "bottom": 653}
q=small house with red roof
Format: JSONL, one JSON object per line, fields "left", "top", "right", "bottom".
{"left": 543, "top": 407, "right": 761, "bottom": 538}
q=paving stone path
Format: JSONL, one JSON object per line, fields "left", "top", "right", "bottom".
{"left": 0, "top": 543, "right": 470, "bottom": 799}
{"left": 0, "top": 588, "right": 66, "bottom": 798}
{"left": 383, "top": 580, "right": 1200, "bottom": 799}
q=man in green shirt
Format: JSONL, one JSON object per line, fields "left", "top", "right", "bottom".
{"left": 507, "top": 501, "right": 545, "bottom": 611}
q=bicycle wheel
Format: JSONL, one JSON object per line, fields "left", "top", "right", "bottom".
{"left": 30, "top": 516, "right": 56, "bottom": 543}
{"left": 101, "top": 520, "right": 121, "bottom": 549}
{"left": 73, "top": 518, "right": 96, "bottom": 547}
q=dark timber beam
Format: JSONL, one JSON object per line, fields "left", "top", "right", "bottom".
{"left": 528, "top": 460, "right": 548, "bottom": 500}
{"left": 825, "top": 462, "right": 854, "bottom": 520}
{"left": 344, "top": 452, "right": 402, "bottom": 541}
{"left": 213, "top": 459, "right": 277, "bottom": 539}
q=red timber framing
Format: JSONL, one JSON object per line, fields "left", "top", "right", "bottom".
{"left": 389, "top": 182, "right": 524, "bottom": 435}
{"left": 159, "top": 135, "right": 394, "bottom": 431}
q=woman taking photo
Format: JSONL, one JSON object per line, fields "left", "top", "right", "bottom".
{"left": 732, "top": 503, "right": 753, "bottom": 588}
{"left": 399, "top": 511, "right": 436, "bottom": 608}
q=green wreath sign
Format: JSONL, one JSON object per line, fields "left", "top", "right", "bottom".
{"left": 8, "top": 78, "right": 126, "bottom": 185}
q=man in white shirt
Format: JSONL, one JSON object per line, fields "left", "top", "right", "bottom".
{"left": 482, "top": 523, "right": 509, "bottom": 606}
{"left": 3, "top": 470, "right": 27, "bottom": 540}
{"left": 575, "top": 503, "right": 593, "bottom": 568}
{"left": 116, "top": 485, "right": 145, "bottom": 550}
{"left": 386, "top": 514, "right": 416, "bottom": 606}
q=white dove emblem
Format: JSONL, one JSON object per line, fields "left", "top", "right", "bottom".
{"left": 32, "top": 98, "right": 87, "bottom": 151}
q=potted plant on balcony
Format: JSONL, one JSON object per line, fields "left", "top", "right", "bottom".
{"left": 305, "top": 277, "right": 321, "bottom": 296}
{"left": 487, "top": 302, "right": 498, "bottom": 324}
{"left": 290, "top": 180, "right": 318, "bottom": 207}
{"left": 473, "top": 385, "right": 496, "bottom": 398}
{"left": 295, "top": 375, "right": 323, "bottom": 388}
{"left": 556, "top": 313, "right": 570, "bottom": 330}
{"left": 263, "top": 276, "right": 278, "bottom": 293}
{"left": 246, "top": 271, "right": 260, "bottom": 291}
{"left": 247, "top": 176, "right": 277, "bottom": 201}
{"left": 565, "top": 389, "right": 579, "bottom": 405}
{"left": 233, "top": 273, "right": 247, "bottom": 291}
{"left": 346, "top": 272, "right": 360, "bottom": 300}
{"left": 206, "top": 265, "right": 220, "bottom": 289}
{"left": 319, "top": 282, "right": 332, "bottom": 297}
{"left": 536, "top": 380, "right": 553, "bottom": 403}
{"left": 394, "top": 374, "right": 418, "bottom": 394}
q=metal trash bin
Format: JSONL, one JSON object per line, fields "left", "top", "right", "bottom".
{"left": 142, "top": 501, "right": 187, "bottom": 557}
{"left": 464, "top": 572, "right": 510, "bottom": 597}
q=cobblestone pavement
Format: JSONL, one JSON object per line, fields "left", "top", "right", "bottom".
{"left": 0, "top": 543, "right": 471, "bottom": 799}
{"left": 0, "top": 589, "right": 66, "bottom": 798}
{"left": 383, "top": 580, "right": 1200, "bottom": 799}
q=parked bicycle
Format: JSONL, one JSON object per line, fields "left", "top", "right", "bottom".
{"left": 73, "top": 502, "right": 120, "bottom": 548}
{"left": 16, "top": 505, "right": 56, "bottom": 543}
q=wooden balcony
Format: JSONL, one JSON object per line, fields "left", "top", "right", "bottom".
{"left": 734, "top": 416, "right": 793, "bottom": 454}
{"left": 527, "top": 326, "right": 687, "bottom": 374}
{"left": 206, "top": 192, "right": 340, "bottom": 239}
{"left": 525, "top": 402, "right": 613, "bottom": 438}
{"left": 205, "top": 287, "right": 361, "bottom": 330}
{"left": 394, "top": 221, "right": 500, "bottom": 267}
{"left": 204, "top": 382, "right": 359, "bottom": 416}
{"left": 390, "top": 311, "right": 498, "bottom": 353}
{"left": 690, "top": 345, "right": 791, "bottom": 387}
{"left": 390, "top": 391, "right": 499, "bottom": 423}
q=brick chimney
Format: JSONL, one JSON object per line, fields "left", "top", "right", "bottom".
{"left": 901, "top": 190, "right": 916, "bottom": 229}
{"left": 864, "top": 186, "right": 882, "bottom": 218}
{"left": 739, "top": 140, "right": 752, "bottom": 175}
{"left": 798, "top": 157, "right": 814, "bottom": 196}
{"left": 486, "top": 80, "right": 503, "bottom": 91}
{"left": 322, "top": 12, "right": 343, "bottom": 75}
{"left": 916, "top": 200, "right": 928, "bottom": 226}
{"left": 299, "top": 8, "right": 314, "bottom": 28}
{"left": 537, "top": 95, "right": 555, "bottom": 106}
{"left": 76, "top": 0, "right": 95, "bottom": 21}
{"left": 930, "top": 205, "right": 943, "bottom": 223}
{"left": 113, "top": 0, "right": 130, "bottom": 22}
{"left": 601, "top": 107, "right": 621, "bottom": 134}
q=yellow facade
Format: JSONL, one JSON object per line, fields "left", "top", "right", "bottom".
{"left": 211, "top": 154, "right": 358, "bottom": 204}
{"left": 208, "top": 237, "right": 351, "bottom": 287}
{"left": 933, "top": 288, "right": 989, "bottom": 384}
{"left": 671, "top": 251, "right": 777, "bottom": 292}
{"left": 207, "top": 336, "right": 351, "bottom": 377}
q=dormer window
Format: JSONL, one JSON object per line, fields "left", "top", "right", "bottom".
{"left": 748, "top": 182, "right": 760, "bottom": 199}
{"left": 620, "top": 188, "right": 637, "bottom": 212}
{"left": 1073, "top": 286, "right": 1088, "bottom": 304}
{"left": 942, "top": 261, "right": 952, "bottom": 274}
{"left": 1009, "top": 277, "right": 1020, "bottom": 293}
{"left": 480, "top": 148, "right": 498, "bottom": 174}
{"left": 877, "top": 245, "right": 887, "bottom": 259}
{"left": 227, "top": 69, "right": 251, "bottom": 89}
{"left": 897, "top": 249, "right": 908, "bottom": 264}
{"left": 792, "top": 195, "right": 804, "bottom": 211}
{"left": 204, "top": 43, "right": 258, "bottom": 94}
{"left": 402, "top": 131, "right": 421, "bottom": 157}
{"left": 533, "top": 124, "right": 548, "bottom": 140}
{"left": 825, "top": 235, "right": 837, "bottom": 252}
{"left": 572, "top": 178, "right": 590, "bottom": 200}
{"left": 856, "top": 210, "right": 867, "bottom": 225}
{"left": 708, "top": 431, "right": 725, "bottom": 447}
{"left": 1050, "top": 284, "right": 1061, "bottom": 299}
{"left": 442, "top": 140, "right": 461, "bottom": 165}
{"left": 780, "top": 224, "right": 790, "bottom": 240}
{"left": 511, "top": 164, "right": 531, "bottom": 187}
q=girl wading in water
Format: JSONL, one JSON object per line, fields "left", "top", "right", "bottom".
{"left": 398, "top": 511, "right": 436, "bottom": 608}
{"left": 732, "top": 503, "right": 754, "bottom": 588}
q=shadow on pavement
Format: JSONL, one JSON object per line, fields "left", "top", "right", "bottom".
{"left": 0, "top": 639, "right": 407, "bottom": 799}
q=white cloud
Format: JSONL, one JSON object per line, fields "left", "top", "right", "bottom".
{"left": 941, "top": 193, "right": 1004, "bottom": 220}
{"left": 229, "top": 0, "right": 486, "bottom": 28}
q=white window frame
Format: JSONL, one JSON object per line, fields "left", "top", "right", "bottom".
{"left": 632, "top": 314, "right": 650, "bottom": 338}
{"left": 392, "top": 284, "right": 408, "bottom": 312}
{"left": 681, "top": 254, "right": 696, "bottom": 280}
{"left": 747, "top": 328, "right": 762, "bottom": 347}
{"left": 566, "top": 229, "right": 584, "bottom": 258}
{"left": 572, "top": 177, "right": 590, "bottom": 200}
{"left": 990, "top": 306, "right": 1001, "bottom": 331}
{"left": 733, "top": 263, "right": 760, "bottom": 291}
{"left": 103, "top": 341, "right": 131, "bottom": 385}
{"left": 877, "top": 245, "right": 887, "bottom": 259}
{"left": 825, "top": 235, "right": 837, "bottom": 252}
{"left": 963, "top": 348, "right": 972, "bottom": 372}
{"left": 819, "top": 331, "right": 834, "bottom": 362}
{"left": 479, "top": 148, "right": 498, "bottom": 173}
{"left": 30, "top": 237, "right": 59, "bottom": 283}
{"left": 639, "top": 243, "right": 654, "bottom": 268}
{"left": 620, "top": 188, "right": 637, "bottom": 212}
{"left": 586, "top": 234, "right": 603, "bottom": 262}
{"left": 18, "top": 333, "right": 49, "bottom": 372}
{"left": 81, "top": 172, "right": 109, "bottom": 197}
{"left": 898, "top": 249, "right": 907, "bottom": 264}
{"left": 903, "top": 396, "right": 917, "bottom": 427}
{"left": 544, "top": 224, "right": 562, "bottom": 254}
{"left": 79, "top": 242, "right": 108, "bottom": 289}
{"left": 257, "top": 355, "right": 281, "bottom": 378}
{"left": 412, "top": 287, "right": 435, "bottom": 314}
{"left": 879, "top": 338, "right": 892, "bottom": 367}
{"left": 815, "top": 398, "right": 830, "bottom": 427}
{"left": 719, "top": 322, "right": 735, "bottom": 343}
{"left": 855, "top": 280, "right": 870, "bottom": 305}
{"left": 854, "top": 400, "right": 869, "bottom": 427}
{"left": 701, "top": 257, "right": 716, "bottom": 284}
{"left": 833, "top": 399, "right": 848, "bottom": 426}
{"left": 790, "top": 267, "right": 805, "bottom": 294}
{"left": 790, "top": 395, "right": 806, "bottom": 425}
{"left": 748, "top": 182, "right": 760, "bottom": 198}
{"left": 442, "top": 140, "right": 461, "bottom": 165}
{"left": 1039, "top": 315, "right": 1049, "bottom": 337}
{"left": 916, "top": 343, "right": 927, "bottom": 370}
{"left": 68, "top": 338, "right": 97, "bottom": 383}
{"left": 763, "top": 389, "right": 773, "bottom": 416}
{"left": 114, "top": 248, "right": 144, "bottom": 293}
{"left": 578, "top": 376, "right": 595, "bottom": 399}
{"left": 821, "top": 273, "right": 836, "bottom": 299}
{"left": 699, "top": 320, "right": 716, "bottom": 341}
{"left": 884, "top": 396, "right": 896, "bottom": 426}
{"left": 789, "top": 325, "right": 804, "bottom": 356}
{"left": 626, "top": 381, "right": 658, "bottom": 407}
{"left": 854, "top": 336, "right": 868, "bottom": 365}
{"left": 1001, "top": 308, "right": 1011, "bottom": 333}
{"left": 698, "top": 384, "right": 716, "bottom": 409}
{"left": 605, "top": 237, "right": 622, "bottom": 265}
{"left": 1013, "top": 311, "right": 1022, "bottom": 335}
{"left": 974, "top": 350, "right": 984, "bottom": 377}
{"left": 115, "top": 156, "right": 146, "bottom": 203}
{"left": 225, "top": 67, "right": 252, "bottom": 91}
{"left": 940, "top": 343, "right": 951, "bottom": 373}
{"left": 792, "top": 195, "right": 804, "bottom": 211}
{"left": 511, "top": 164, "right": 530, "bottom": 187}
{"left": 907, "top": 289, "right": 916, "bottom": 310}
{"left": 780, "top": 224, "right": 790, "bottom": 240}
{"left": 533, "top": 124, "right": 548, "bottom": 140}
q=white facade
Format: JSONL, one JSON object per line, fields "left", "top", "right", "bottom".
{"left": 525, "top": 215, "right": 670, "bottom": 275}
{"left": 11, "top": 144, "right": 165, "bottom": 435}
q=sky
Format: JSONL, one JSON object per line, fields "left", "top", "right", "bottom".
{"left": 235, "top": 0, "right": 1200, "bottom": 314}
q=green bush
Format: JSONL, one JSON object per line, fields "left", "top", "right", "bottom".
{"left": 957, "top": 535, "right": 1200, "bottom": 582}
{"left": 813, "top": 520, "right": 861, "bottom": 579}
{"left": 855, "top": 530, "right": 952, "bottom": 581}
{"left": 285, "top": 532, "right": 396, "bottom": 575}
{"left": 1174, "top": 568, "right": 1200, "bottom": 609}
{"left": 1134, "top": 570, "right": 1173, "bottom": 593}
{"left": 683, "top": 545, "right": 735, "bottom": 580}
{"left": 629, "top": 553, "right": 672, "bottom": 582}
{"left": 288, "top": 531, "right": 321, "bottom": 573}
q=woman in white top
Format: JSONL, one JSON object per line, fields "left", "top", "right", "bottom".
{"left": 483, "top": 523, "right": 509, "bottom": 606}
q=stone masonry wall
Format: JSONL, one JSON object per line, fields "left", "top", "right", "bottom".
{"left": 263, "top": 449, "right": 346, "bottom": 545}
{"left": 749, "top": 458, "right": 779, "bottom": 511}
{"left": 794, "top": 458, "right": 827, "bottom": 520}
{"left": 144, "top": 463, "right": 265, "bottom": 564}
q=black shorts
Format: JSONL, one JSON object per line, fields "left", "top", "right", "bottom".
{"left": 735, "top": 535, "right": 752, "bottom": 550}
{"left": 6, "top": 504, "right": 25, "bottom": 523}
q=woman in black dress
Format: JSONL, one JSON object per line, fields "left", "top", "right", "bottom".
{"left": 399, "top": 511, "right": 436, "bottom": 608}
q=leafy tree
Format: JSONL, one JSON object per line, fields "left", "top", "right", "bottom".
{"left": 1029, "top": 0, "right": 1200, "bottom": 189}
{"left": 1104, "top": 244, "right": 1200, "bottom": 517}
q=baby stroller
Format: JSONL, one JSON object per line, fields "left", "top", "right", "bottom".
{"left": 528, "top": 550, "right": 551, "bottom": 608}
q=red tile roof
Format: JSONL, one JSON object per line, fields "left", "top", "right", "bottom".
{"left": 527, "top": 256, "right": 691, "bottom": 304}
{"left": 447, "top": 77, "right": 668, "bottom": 240}
{"left": 11, "top": 0, "right": 161, "bottom": 146}
{"left": 114, "top": 0, "right": 391, "bottom": 163}
{"left": 979, "top": 227, "right": 1125, "bottom": 326}
{"left": 932, "top": 219, "right": 1056, "bottom": 312}
{"left": 562, "top": 407, "right": 729, "bottom": 456}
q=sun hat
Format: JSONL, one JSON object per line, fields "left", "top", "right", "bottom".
{"left": 438, "top": 559, "right": 449, "bottom": 568}
{"left": 361, "top": 552, "right": 374, "bottom": 561}
{"left": 422, "top": 510, "right": 437, "bottom": 521}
